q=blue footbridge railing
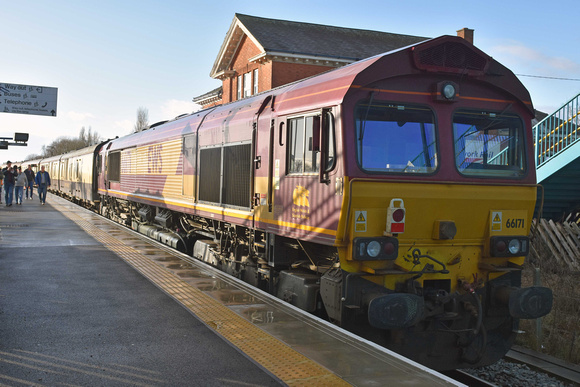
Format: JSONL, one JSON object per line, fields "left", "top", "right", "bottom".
{"left": 534, "top": 92, "right": 580, "bottom": 171}
{"left": 533, "top": 92, "right": 580, "bottom": 219}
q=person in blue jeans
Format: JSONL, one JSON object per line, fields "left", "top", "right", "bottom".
{"left": 0, "top": 168, "right": 3, "bottom": 204}
{"left": 35, "top": 165, "right": 51, "bottom": 205}
{"left": 24, "top": 164, "right": 35, "bottom": 200}
{"left": 14, "top": 166, "right": 27, "bottom": 205}
{"left": 2, "top": 161, "right": 15, "bottom": 206}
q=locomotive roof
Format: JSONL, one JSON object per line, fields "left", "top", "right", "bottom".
{"left": 109, "top": 35, "right": 534, "bottom": 152}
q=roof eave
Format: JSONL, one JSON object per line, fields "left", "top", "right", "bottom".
{"left": 249, "top": 51, "right": 355, "bottom": 66}
{"left": 210, "top": 15, "right": 265, "bottom": 79}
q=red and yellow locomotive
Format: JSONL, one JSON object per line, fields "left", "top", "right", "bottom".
{"left": 43, "top": 35, "right": 552, "bottom": 370}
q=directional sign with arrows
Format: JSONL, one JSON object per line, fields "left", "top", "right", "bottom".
{"left": 0, "top": 82, "right": 58, "bottom": 117}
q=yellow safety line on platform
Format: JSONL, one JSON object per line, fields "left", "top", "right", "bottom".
{"left": 50, "top": 198, "right": 349, "bottom": 387}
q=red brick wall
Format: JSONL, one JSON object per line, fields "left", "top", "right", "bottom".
{"left": 203, "top": 101, "right": 221, "bottom": 108}
{"left": 231, "top": 35, "right": 261, "bottom": 75}
{"left": 213, "top": 35, "right": 338, "bottom": 106}
{"left": 271, "top": 62, "right": 336, "bottom": 88}
{"left": 223, "top": 77, "right": 232, "bottom": 104}
{"left": 260, "top": 63, "right": 272, "bottom": 91}
{"left": 220, "top": 36, "right": 262, "bottom": 103}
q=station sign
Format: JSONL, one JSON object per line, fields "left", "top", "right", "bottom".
{"left": 0, "top": 82, "right": 58, "bottom": 117}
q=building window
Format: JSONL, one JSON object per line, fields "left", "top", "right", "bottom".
{"left": 253, "top": 69, "right": 259, "bottom": 95}
{"left": 237, "top": 75, "right": 242, "bottom": 100}
{"left": 243, "top": 72, "right": 252, "bottom": 97}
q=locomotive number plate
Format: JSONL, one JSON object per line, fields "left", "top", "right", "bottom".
{"left": 490, "top": 210, "right": 527, "bottom": 234}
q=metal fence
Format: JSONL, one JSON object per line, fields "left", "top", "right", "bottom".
{"left": 534, "top": 92, "right": 580, "bottom": 167}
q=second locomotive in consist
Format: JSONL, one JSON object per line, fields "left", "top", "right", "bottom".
{"left": 38, "top": 35, "right": 552, "bottom": 370}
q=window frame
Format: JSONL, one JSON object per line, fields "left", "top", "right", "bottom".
{"left": 452, "top": 108, "right": 528, "bottom": 179}
{"left": 286, "top": 113, "right": 321, "bottom": 176}
{"left": 253, "top": 69, "right": 259, "bottom": 95}
{"left": 243, "top": 72, "right": 252, "bottom": 98}
{"left": 354, "top": 100, "right": 439, "bottom": 175}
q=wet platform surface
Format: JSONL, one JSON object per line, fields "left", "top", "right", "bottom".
{"left": 0, "top": 194, "right": 463, "bottom": 386}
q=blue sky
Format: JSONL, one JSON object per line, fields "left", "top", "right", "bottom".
{"left": 2, "top": 0, "right": 579, "bottom": 162}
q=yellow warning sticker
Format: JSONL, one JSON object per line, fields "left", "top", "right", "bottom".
{"left": 354, "top": 211, "right": 367, "bottom": 233}
{"left": 491, "top": 211, "right": 502, "bottom": 232}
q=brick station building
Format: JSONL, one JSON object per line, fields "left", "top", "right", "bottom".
{"left": 194, "top": 14, "right": 473, "bottom": 108}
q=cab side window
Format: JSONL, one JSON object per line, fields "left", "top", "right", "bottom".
{"left": 288, "top": 116, "right": 319, "bottom": 174}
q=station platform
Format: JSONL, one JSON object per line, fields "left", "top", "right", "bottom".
{"left": 0, "top": 194, "right": 463, "bottom": 386}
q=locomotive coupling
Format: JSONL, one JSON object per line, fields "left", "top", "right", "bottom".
{"left": 366, "top": 293, "right": 425, "bottom": 329}
{"left": 494, "top": 286, "right": 553, "bottom": 319}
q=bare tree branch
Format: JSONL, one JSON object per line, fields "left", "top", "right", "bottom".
{"left": 134, "top": 107, "right": 149, "bottom": 133}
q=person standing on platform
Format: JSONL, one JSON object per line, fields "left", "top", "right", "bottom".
{"left": 35, "top": 165, "right": 51, "bottom": 205}
{"left": 0, "top": 168, "right": 4, "bottom": 204}
{"left": 14, "top": 166, "right": 27, "bottom": 205}
{"left": 2, "top": 161, "right": 15, "bottom": 206}
{"left": 24, "top": 164, "right": 35, "bottom": 200}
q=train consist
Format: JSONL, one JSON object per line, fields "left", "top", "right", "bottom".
{"left": 26, "top": 35, "right": 552, "bottom": 370}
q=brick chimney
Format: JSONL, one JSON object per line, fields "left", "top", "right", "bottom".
{"left": 457, "top": 28, "right": 474, "bottom": 44}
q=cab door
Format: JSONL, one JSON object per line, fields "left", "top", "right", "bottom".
{"left": 274, "top": 109, "right": 339, "bottom": 244}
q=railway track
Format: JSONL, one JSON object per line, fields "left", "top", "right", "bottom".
{"left": 505, "top": 345, "right": 580, "bottom": 386}
{"left": 458, "top": 346, "right": 580, "bottom": 386}
{"left": 443, "top": 370, "right": 498, "bottom": 386}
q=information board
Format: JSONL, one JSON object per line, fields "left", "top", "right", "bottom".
{"left": 0, "top": 82, "right": 58, "bottom": 117}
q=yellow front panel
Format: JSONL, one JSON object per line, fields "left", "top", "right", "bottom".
{"left": 339, "top": 181, "right": 536, "bottom": 291}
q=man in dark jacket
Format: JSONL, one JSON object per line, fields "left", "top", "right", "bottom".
{"left": 2, "top": 161, "right": 15, "bottom": 206}
{"left": 24, "top": 164, "right": 35, "bottom": 200}
{"left": 35, "top": 165, "right": 51, "bottom": 205}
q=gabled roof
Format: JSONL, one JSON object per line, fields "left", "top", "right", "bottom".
{"left": 210, "top": 14, "right": 429, "bottom": 79}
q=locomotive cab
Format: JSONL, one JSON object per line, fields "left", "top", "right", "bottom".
{"left": 323, "top": 36, "right": 553, "bottom": 369}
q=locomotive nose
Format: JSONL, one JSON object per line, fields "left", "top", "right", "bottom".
{"left": 495, "top": 286, "right": 553, "bottom": 319}
{"left": 367, "top": 293, "right": 425, "bottom": 330}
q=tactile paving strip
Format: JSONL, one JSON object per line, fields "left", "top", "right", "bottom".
{"left": 50, "top": 197, "right": 349, "bottom": 386}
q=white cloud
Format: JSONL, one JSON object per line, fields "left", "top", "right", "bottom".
{"left": 113, "top": 119, "right": 133, "bottom": 135}
{"left": 491, "top": 41, "right": 580, "bottom": 74}
{"left": 160, "top": 99, "right": 200, "bottom": 119}
{"left": 66, "top": 111, "right": 95, "bottom": 121}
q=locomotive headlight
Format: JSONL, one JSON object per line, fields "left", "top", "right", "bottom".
{"left": 508, "top": 239, "right": 521, "bottom": 254}
{"left": 436, "top": 81, "right": 459, "bottom": 102}
{"left": 490, "top": 236, "right": 529, "bottom": 257}
{"left": 367, "top": 241, "right": 381, "bottom": 257}
{"left": 442, "top": 83, "right": 456, "bottom": 99}
{"left": 354, "top": 237, "right": 399, "bottom": 261}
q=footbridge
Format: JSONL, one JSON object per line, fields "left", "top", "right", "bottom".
{"left": 534, "top": 92, "right": 580, "bottom": 220}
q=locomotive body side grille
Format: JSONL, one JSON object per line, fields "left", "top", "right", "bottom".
{"left": 199, "top": 147, "right": 222, "bottom": 203}
{"left": 222, "top": 143, "right": 251, "bottom": 208}
{"left": 413, "top": 41, "right": 490, "bottom": 75}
